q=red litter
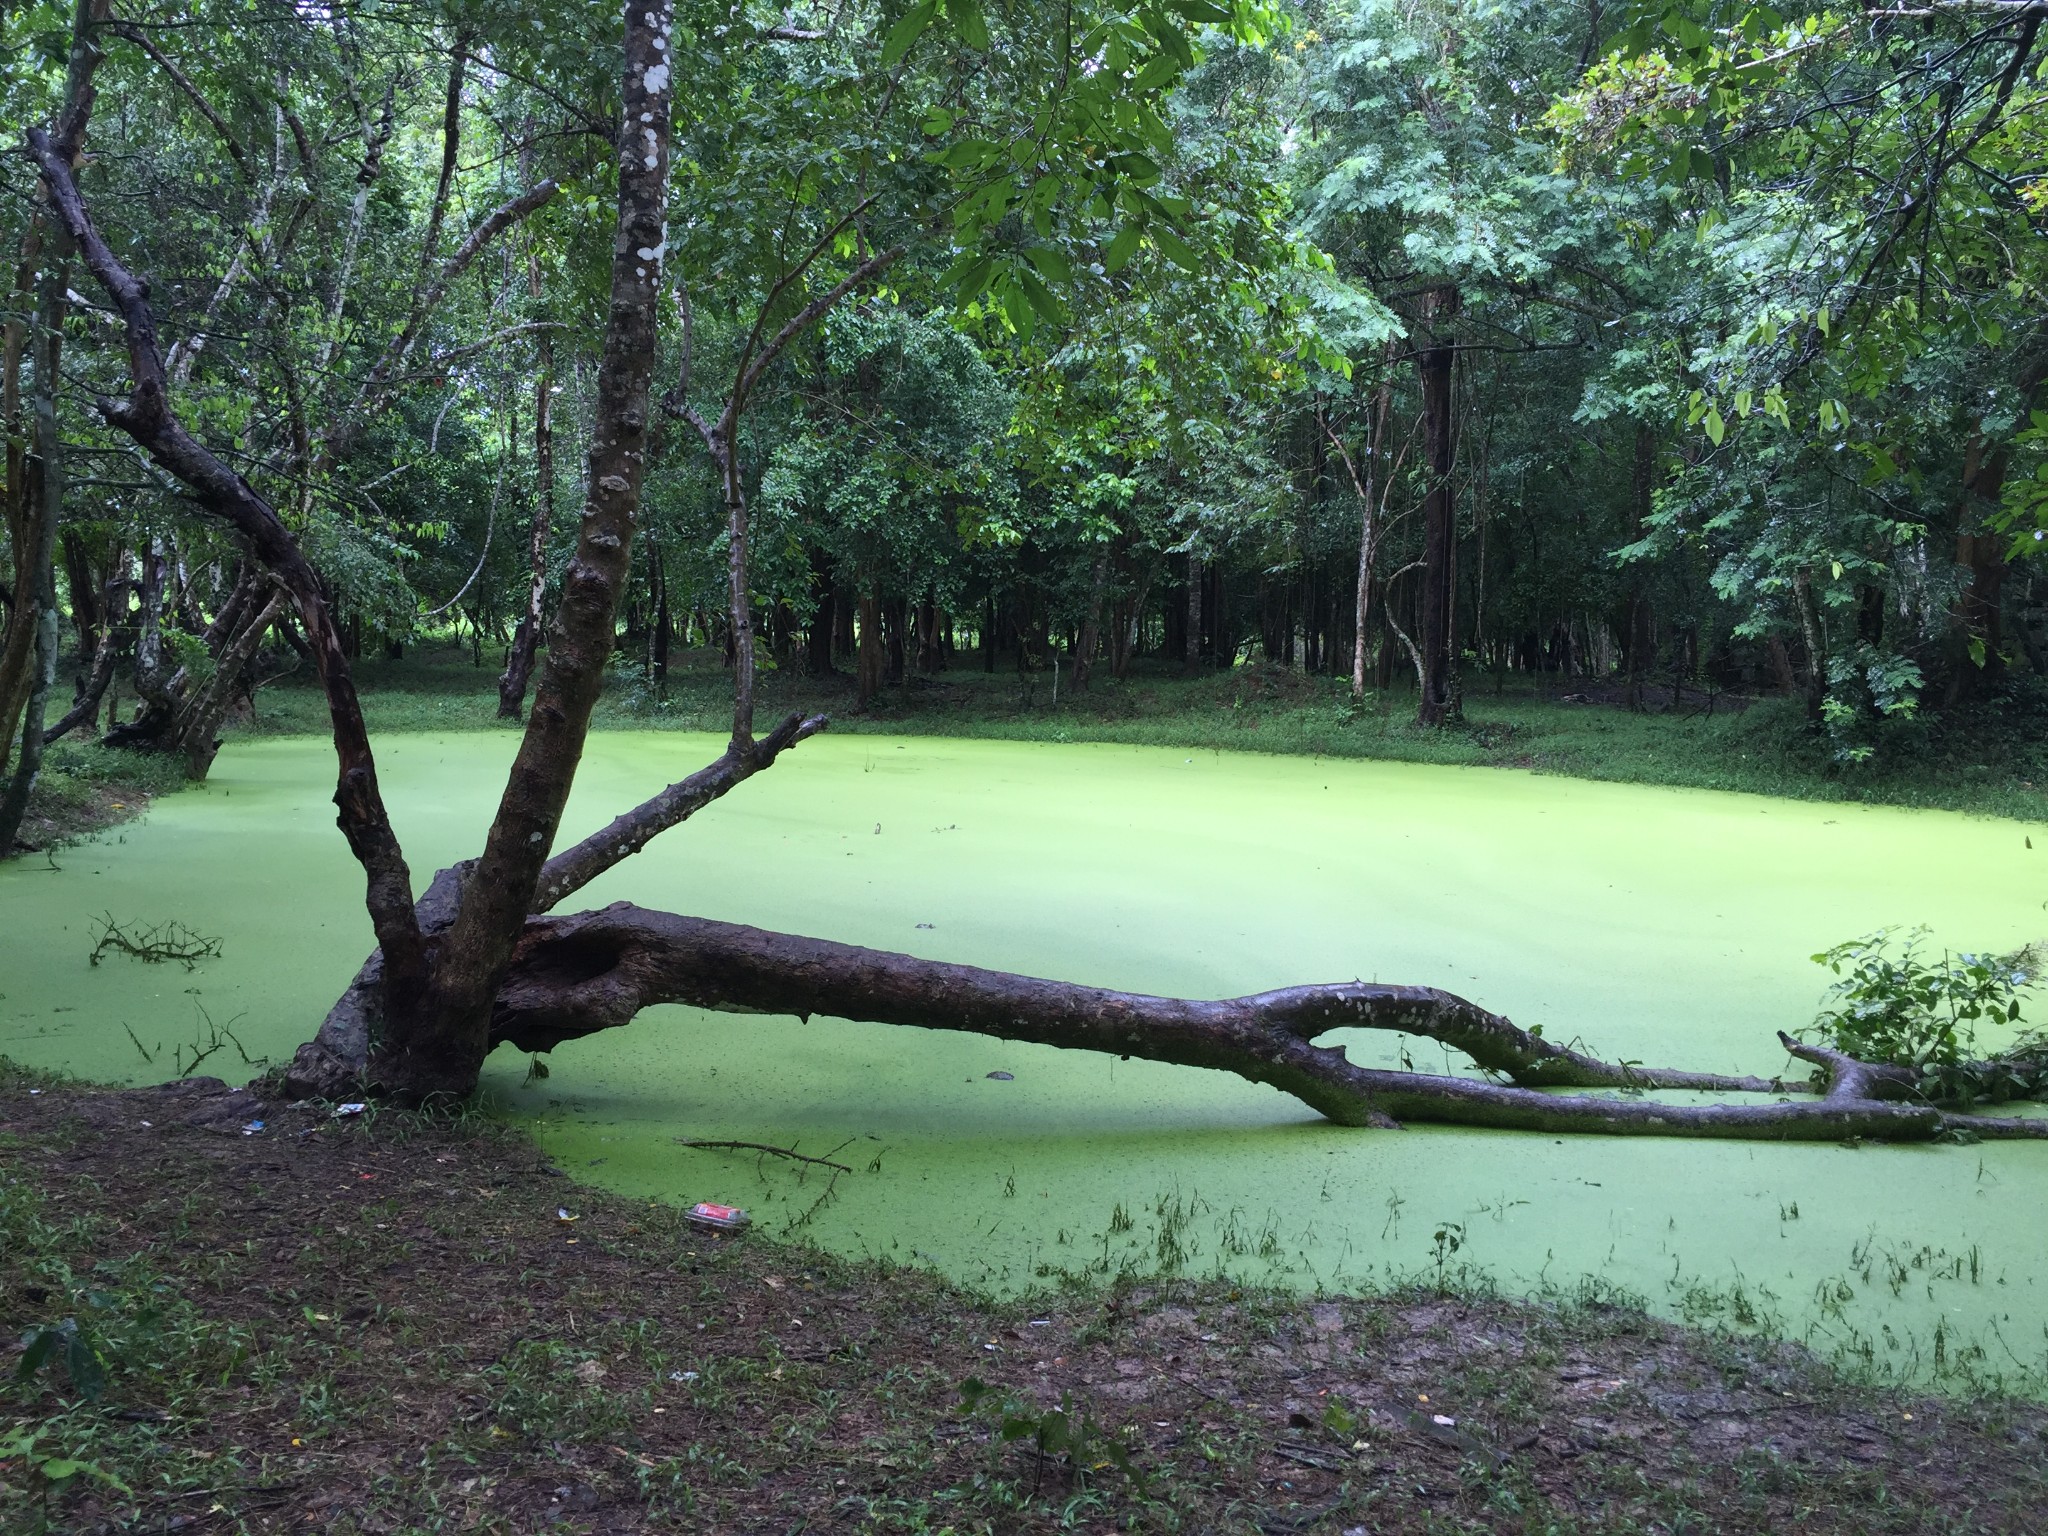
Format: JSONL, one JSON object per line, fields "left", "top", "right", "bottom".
{"left": 687, "top": 1202, "right": 749, "bottom": 1231}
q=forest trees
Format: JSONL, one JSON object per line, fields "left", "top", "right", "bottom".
{"left": 18, "top": 1, "right": 2048, "bottom": 799}
{"left": 14, "top": 0, "right": 2048, "bottom": 1144}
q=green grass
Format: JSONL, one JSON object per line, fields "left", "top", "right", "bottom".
{"left": 240, "top": 642, "right": 2048, "bottom": 823}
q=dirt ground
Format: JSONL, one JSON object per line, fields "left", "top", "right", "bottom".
{"left": 4, "top": 1070, "right": 2045, "bottom": 1534}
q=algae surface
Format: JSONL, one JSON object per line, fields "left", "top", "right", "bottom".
{"left": 4, "top": 732, "right": 2044, "bottom": 1385}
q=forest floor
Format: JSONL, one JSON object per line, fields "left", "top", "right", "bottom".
{"left": 7, "top": 1061, "right": 2048, "bottom": 1536}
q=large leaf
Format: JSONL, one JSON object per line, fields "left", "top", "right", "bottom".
{"left": 882, "top": 0, "right": 938, "bottom": 65}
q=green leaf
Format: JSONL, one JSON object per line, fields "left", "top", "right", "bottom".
{"left": 1152, "top": 226, "right": 1200, "bottom": 271}
{"left": 1105, "top": 225, "right": 1143, "bottom": 272}
{"left": 1016, "top": 266, "right": 1064, "bottom": 324}
{"left": 882, "top": 0, "right": 938, "bottom": 66}
{"left": 937, "top": 138, "right": 1001, "bottom": 169}
{"left": 1703, "top": 405, "right": 1725, "bottom": 445}
{"left": 1025, "top": 245, "right": 1074, "bottom": 286}
{"left": 949, "top": 0, "right": 990, "bottom": 51}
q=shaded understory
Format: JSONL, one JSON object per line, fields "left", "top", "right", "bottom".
{"left": 5, "top": 1065, "right": 2046, "bottom": 1535}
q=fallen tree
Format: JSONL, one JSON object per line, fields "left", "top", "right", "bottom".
{"left": 30, "top": 0, "right": 2048, "bottom": 1143}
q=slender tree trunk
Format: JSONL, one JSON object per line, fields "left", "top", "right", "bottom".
{"left": 805, "top": 550, "right": 836, "bottom": 676}
{"left": 1625, "top": 425, "right": 1656, "bottom": 711}
{"left": 1183, "top": 554, "right": 1202, "bottom": 674}
{"left": 498, "top": 290, "right": 555, "bottom": 718}
{"left": 59, "top": 529, "right": 97, "bottom": 666}
{"left": 45, "top": 568, "right": 124, "bottom": 746}
{"left": 1415, "top": 307, "right": 1459, "bottom": 726}
{"left": 1794, "top": 565, "right": 1826, "bottom": 722}
{"left": 649, "top": 532, "right": 670, "bottom": 688}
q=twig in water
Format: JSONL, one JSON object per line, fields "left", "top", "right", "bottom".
{"left": 121, "top": 1021, "right": 157, "bottom": 1064}
{"left": 675, "top": 1138, "right": 853, "bottom": 1172}
{"left": 89, "top": 912, "right": 223, "bottom": 969}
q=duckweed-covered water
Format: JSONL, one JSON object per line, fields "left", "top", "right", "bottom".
{"left": 6, "top": 732, "right": 2046, "bottom": 1388}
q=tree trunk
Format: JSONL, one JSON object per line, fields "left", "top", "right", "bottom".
{"left": 391, "top": 3, "right": 679, "bottom": 1098}
{"left": 1415, "top": 304, "right": 1459, "bottom": 726}
{"left": 1183, "top": 554, "right": 1202, "bottom": 674}
{"left": 43, "top": 563, "right": 126, "bottom": 745}
{"left": 0, "top": 241, "right": 69, "bottom": 853}
{"left": 856, "top": 588, "right": 884, "bottom": 707}
{"left": 1071, "top": 548, "right": 1110, "bottom": 691}
{"left": 884, "top": 594, "right": 906, "bottom": 685}
{"left": 805, "top": 550, "right": 836, "bottom": 676}
{"left": 1624, "top": 425, "right": 1656, "bottom": 712}
{"left": 1793, "top": 564, "right": 1826, "bottom": 722}
{"left": 167, "top": 587, "right": 283, "bottom": 778}
{"left": 287, "top": 904, "right": 2048, "bottom": 1144}
{"left": 60, "top": 529, "right": 98, "bottom": 667}
{"left": 497, "top": 287, "right": 555, "bottom": 719}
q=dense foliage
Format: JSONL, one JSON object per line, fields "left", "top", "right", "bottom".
{"left": 8, "top": 0, "right": 2048, "bottom": 825}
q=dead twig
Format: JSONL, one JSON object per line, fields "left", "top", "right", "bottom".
{"left": 674, "top": 1139, "right": 852, "bottom": 1172}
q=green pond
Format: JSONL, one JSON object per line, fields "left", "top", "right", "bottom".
{"left": 6, "top": 732, "right": 2047, "bottom": 1386}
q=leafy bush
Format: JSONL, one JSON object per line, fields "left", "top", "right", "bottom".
{"left": 1807, "top": 928, "right": 2048, "bottom": 1100}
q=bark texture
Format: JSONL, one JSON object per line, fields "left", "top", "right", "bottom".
{"left": 395, "top": 0, "right": 678, "bottom": 1095}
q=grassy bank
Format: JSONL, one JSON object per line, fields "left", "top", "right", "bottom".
{"left": 236, "top": 643, "right": 2048, "bottom": 823}
{"left": 11, "top": 742, "right": 187, "bottom": 855}
{"left": 5, "top": 1062, "right": 2046, "bottom": 1535}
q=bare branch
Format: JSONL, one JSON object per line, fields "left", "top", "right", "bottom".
{"left": 111, "top": 24, "right": 252, "bottom": 181}
{"left": 535, "top": 710, "right": 828, "bottom": 911}
{"left": 728, "top": 196, "right": 878, "bottom": 404}
{"left": 733, "top": 243, "right": 907, "bottom": 415}
{"left": 334, "top": 179, "right": 559, "bottom": 448}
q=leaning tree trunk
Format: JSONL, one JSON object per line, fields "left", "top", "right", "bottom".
{"left": 282, "top": 900, "right": 2048, "bottom": 1144}
{"left": 42, "top": 566, "right": 126, "bottom": 746}
{"left": 166, "top": 585, "right": 284, "bottom": 777}
{"left": 386, "top": 4, "right": 680, "bottom": 1098}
